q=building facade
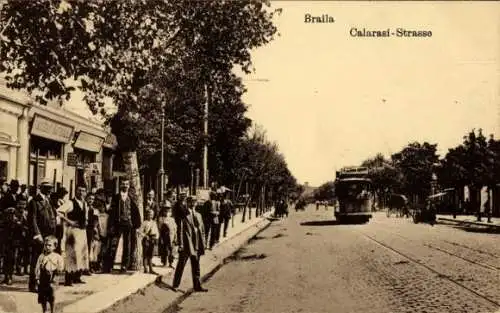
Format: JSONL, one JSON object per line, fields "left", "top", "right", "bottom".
{"left": 0, "top": 84, "right": 30, "bottom": 184}
{"left": 0, "top": 81, "right": 123, "bottom": 196}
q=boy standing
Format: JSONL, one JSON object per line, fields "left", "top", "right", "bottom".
{"left": 35, "top": 235, "right": 64, "bottom": 313}
{"left": 1, "top": 207, "right": 22, "bottom": 285}
{"left": 158, "top": 206, "right": 177, "bottom": 268}
{"left": 16, "top": 198, "right": 30, "bottom": 275}
{"left": 140, "top": 209, "right": 159, "bottom": 274}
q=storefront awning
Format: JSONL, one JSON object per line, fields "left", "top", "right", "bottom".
{"left": 30, "top": 114, "right": 74, "bottom": 143}
{"left": 74, "top": 131, "right": 105, "bottom": 153}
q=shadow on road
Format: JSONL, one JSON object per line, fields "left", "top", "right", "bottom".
{"left": 452, "top": 225, "right": 500, "bottom": 234}
{"left": 300, "top": 220, "right": 341, "bottom": 226}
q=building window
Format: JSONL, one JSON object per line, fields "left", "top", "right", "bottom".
{"left": 74, "top": 148, "right": 96, "bottom": 166}
{"left": 30, "top": 135, "right": 62, "bottom": 159}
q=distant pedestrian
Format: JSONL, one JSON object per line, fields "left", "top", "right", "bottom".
{"left": 172, "top": 196, "right": 207, "bottom": 292}
{"left": 35, "top": 235, "right": 64, "bottom": 313}
{"left": 209, "top": 192, "right": 221, "bottom": 248}
{"left": 200, "top": 193, "right": 214, "bottom": 243}
{"left": 219, "top": 191, "right": 233, "bottom": 238}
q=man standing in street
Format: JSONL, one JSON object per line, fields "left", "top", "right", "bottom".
{"left": 219, "top": 191, "right": 233, "bottom": 238}
{"left": 172, "top": 196, "right": 207, "bottom": 292}
{"left": 61, "top": 185, "right": 90, "bottom": 286}
{"left": 104, "top": 178, "right": 141, "bottom": 273}
{"left": 144, "top": 190, "right": 159, "bottom": 220}
{"left": 27, "top": 180, "right": 56, "bottom": 292}
{"left": 172, "top": 191, "right": 187, "bottom": 247}
{"left": 1, "top": 179, "right": 19, "bottom": 211}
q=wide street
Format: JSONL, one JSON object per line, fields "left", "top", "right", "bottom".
{"left": 159, "top": 205, "right": 500, "bottom": 313}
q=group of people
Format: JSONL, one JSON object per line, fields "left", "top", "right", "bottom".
{"left": 315, "top": 200, "right": 329, "bottom": 211}
{"left": 0, "top": 177, "right": 239, "bottom": 312}
{"left": 274, "top": 199, "right": 289, "bottom": 218}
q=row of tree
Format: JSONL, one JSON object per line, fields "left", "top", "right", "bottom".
{"left": 1, "top": 0, "right": 299, "bottom": 197}
{"left": 314, "top": 129, "right": 499, "bottom": 216}
{"left": 1, "top": 0, "right": 299, "bottom": 267}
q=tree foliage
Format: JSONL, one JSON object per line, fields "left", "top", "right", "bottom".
{"left": 1, "top": 0, "right": 280, "bottom": 151}
{"left": 390, "top": 142, "right": 439, "bottom": 198}
{"left": 313, "top": 181, "right": 335, "bottom": 201}
{"left": 361, "top": 153, "right": 402, "bottom": 203}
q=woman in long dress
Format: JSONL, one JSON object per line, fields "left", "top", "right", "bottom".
{"left": 59, "top": 185, "right": 90, "bottom": 286}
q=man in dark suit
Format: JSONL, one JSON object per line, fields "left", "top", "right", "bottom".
{"left": 1, "top": 179, "right": 19, "bottom": 211}
{"left": 27, "top": 180, "right": 56, "bottom": 292}
{"left": 103, "top": 178, "right": 141, "bottom": 273}
{"left": 172, "top": 196, "right": 207, "bottom": 292}
{"left": 144, "top": 190, "right": 159, "bottom": 220}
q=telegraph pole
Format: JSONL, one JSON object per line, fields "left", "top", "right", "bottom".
{"left": 159, "top": 104, "right": 165, "bottom": 203}
{"left": 202, "top": 83, "right": 209, "bottom": 188}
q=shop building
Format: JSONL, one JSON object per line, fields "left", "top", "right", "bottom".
{"left": 0, "top": 84, "right": 30, "bottom": 184}
{"left": 28, "top": 103, "right": 109, "bottom": 196}
{"left": 0, "top": 80, "right": 122, "bottom": 196}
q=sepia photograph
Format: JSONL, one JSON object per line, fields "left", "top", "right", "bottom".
{"left": 0, "top": 1, "right": 499, "bottom": 312}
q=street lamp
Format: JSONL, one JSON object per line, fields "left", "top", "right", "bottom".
{"left": 189, "top": 161, "right": 195, "bottom": 196}
{"left": 159, "top": 103, "right": 166, "bottom": 204}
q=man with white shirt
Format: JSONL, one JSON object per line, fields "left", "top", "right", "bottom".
{"left": 27, "top": 180, "right": 56, "bottom": 292}
{"left": 62, "top": 185, "right": 90, "bottom": 286}
{"left": 103, "top": 178, "right": 141, "bottom": 273}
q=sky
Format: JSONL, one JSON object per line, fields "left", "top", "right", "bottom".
{"left": 239, "top": 1, "right": 500, "bottom": 186}
{"left": 67, "top": 1, "right": 500, "bottom": 187}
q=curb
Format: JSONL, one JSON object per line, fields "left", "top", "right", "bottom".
{"left": 437, "top": 217, "right": 500, "bottom": 229}
{"left": 160, "top": 217, "right": 273, "bottom": 313}
{"left": 61, "top": 213, "right": 273, "bottom": 313}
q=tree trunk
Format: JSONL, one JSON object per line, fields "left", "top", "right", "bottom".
{"left": 122, "top": 151, "right": 143, "bottom": 270}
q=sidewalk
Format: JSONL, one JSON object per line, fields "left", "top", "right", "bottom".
{"left": 0, "top": 209, "right": 272, "bottom": 313}
{"left": 437, "top": 214, "right": 500, "bottom": 229}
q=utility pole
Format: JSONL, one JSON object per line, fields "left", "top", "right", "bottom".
{"left": 159, "top": 104, "right": 166, "bottom": 204}
{"left": 202, "top": 83, "right": 209, "bottom": 189}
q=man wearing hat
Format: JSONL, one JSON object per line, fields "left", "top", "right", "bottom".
{"left": 172, "top": 195, "right": 207, "bottom": 292}
{"left": 144, "top": 190, "right": 159, "bottom": 220}
{"left": 27, "top": 180, "right": 56, "bottom": 292}
{"left": 103, "top": 178, "right": 141, "bottom": 273}
{"left": 1, "top": 179, "right": 19, "bottom": 211}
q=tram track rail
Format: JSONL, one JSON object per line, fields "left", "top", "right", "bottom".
{"left": 357, "top": 230, "right": 500, "bottom": 308}
{"left": 370, "top": 219, "right": 500, "bottom": 272}
{"left": 442, "top": 239, "right": 500, "bottom": 259}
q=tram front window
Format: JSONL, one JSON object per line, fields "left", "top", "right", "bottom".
{"left": 337, "top": 182, "right": 371, "bottom": 200}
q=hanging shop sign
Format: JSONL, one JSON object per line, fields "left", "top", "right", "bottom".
{"left": 31, "top": 114, "right": 74, "bottom": 143}
{"left": 67, "top": 152, "right": 78, "bottom": 167}
{"left": 74, "top": 131, "right": 104, "bottom": 153}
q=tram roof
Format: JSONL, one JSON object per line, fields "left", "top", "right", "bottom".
{"left": 336, "top": 177, "right": 372, "bottom": 183}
